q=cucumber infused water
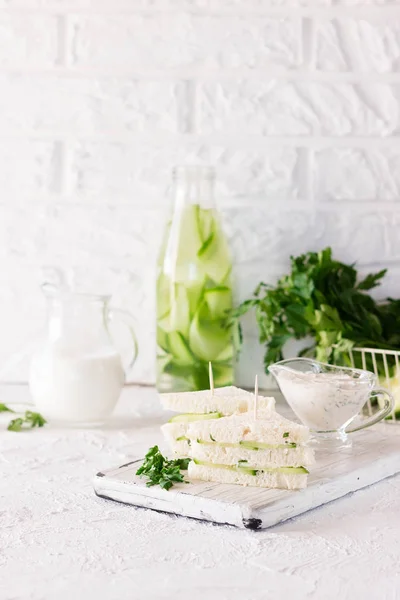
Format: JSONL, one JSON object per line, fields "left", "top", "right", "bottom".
{"left": 156, "top": 167, "right": 236, "bottom": 392}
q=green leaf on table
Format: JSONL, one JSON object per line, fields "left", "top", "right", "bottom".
{"left": 7, "top": 417, "right": 24, "bottom": 432}
{"left": 25, "top": 411, "right": 47, "bottom": 428}
{"left": 0, "top": 403, "right": 14, "bottom": 413}
{"left": 7, "top": 410, "right": 47, "bottom": 432}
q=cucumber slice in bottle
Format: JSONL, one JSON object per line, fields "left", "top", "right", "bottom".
{"left": 196, "top": 205, "right": 214, "bottom": 243}
{"left": 212, "top": 362, "right": 234, "bottom": 386}
{"left": 198, "top": 222, "right": 231, "bottom": 283}
{"left": 166, "top": 332, "right": 194, "bottom": 365}
{"left": 163, "top": 361, "right": 197, "bottom": 386}
{"left": 203, "top": 286, "right": 232, "bottom": 319}
{"left": 157, "top": 353, "right": 172, "bottom": 374}
{"left": 168, "top": 204, "right": 203, "bottom": 283}
{"left": 158, "top": 283, "right": 191, "bottom": 336}
{"left": 157, "top": 272, "right": 172, "bottom": 320}
{"left": 169, "top": 283, "right": 191, "bottom": 337}
{"left": 214, "top": 345, "right": 234, "bottom": 362}
{"left": 198, "top": 232, "right": 214, "bottom": 258}
{"left": 185, "top": 279, "right": 205, "bottom": 318}
{"left": 189, "top": 301, "right": 232, "bottom": 361}
{"left": 156, "top": 327, "right": 170, "bottom": 353}
{"left": 197, "top": 207, "right": 215, "bottom": 258}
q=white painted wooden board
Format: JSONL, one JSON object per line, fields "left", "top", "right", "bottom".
{"left": 93, "top": 425, "right": 400, "bottom": 530}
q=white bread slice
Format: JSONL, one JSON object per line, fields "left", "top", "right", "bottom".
{"left": 187, "top": 410, "right": 310, "bottom": 446}
{"left": 188, "top": 461, "right": 308, "bottom": 490}
{"left": 160, "top": 385, "right": 275, "bottom": 415}
{"left": 189, "top": 442, "right": 315, "bottom": 468}
{"left": 161, "top": 422, "right": 190, "bottom": 456}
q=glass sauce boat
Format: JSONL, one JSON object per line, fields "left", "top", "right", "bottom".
{"left": 269, "top": 358, "right": 394, "bottom": 448}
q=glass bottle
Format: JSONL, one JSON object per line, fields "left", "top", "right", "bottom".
{"left": 156, "top": 166, "right": 235, "bottom": 392}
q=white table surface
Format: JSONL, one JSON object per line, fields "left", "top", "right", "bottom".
{"left": 1, "top": 385, "right": 400, "bottom": 600}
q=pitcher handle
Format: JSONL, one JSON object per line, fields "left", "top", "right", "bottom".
{"left": 346, "top": 387, "right": 394, "bottom": 433}
{"left": 109, "top": 308, "right": 139, "bottom": 374}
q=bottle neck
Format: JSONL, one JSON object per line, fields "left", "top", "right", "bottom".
{"left": 172, "top": 166, "right": 215, "bottom": 210}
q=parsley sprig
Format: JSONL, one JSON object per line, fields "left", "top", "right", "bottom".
{"left": 0, "top": 404, "right": 47, "bottom": 432}
{"left": 8, "top": 410, "right": 47, "bottom": 432}
{"left": 136, "top": 445, "right": 190, "bottom": 491}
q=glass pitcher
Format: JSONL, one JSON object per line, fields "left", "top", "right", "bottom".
{"left": 269, "top": 358, "right": 394, "bottom": 448}
{"left": 156, "top": 166, "right": 236, "bottom": 393}
{"left": 29, "top": 284, "right": 138, "bottom": 426}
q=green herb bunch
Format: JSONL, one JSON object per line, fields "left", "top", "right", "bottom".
{"left": 136, "top": 445, "right": 190, "bottom": 491}
{"left": 229, "top": 247, "right": 400, "bottom": 374}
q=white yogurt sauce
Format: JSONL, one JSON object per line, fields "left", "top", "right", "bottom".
{"left": 278, "top": 370, "right": 371, "bottom": 431}
{"left": 29, "top": 347, "right": 125, "bottom": 423}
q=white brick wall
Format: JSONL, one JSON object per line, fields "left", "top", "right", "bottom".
{"left": 1, "top": 0, "right": 400, "bottom": 388}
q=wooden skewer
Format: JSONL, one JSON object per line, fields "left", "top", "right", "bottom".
{"left": 254, "top": 374, "right": 258, "bottom": 420}
{"left": 209, "top": 361, "right": 214, "bottom": 395}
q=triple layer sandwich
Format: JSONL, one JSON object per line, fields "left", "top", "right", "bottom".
{"left": 160, "top": 385, "right": 276, "bottom": 456}
{"left": 187, "top": 409, "right": 315, "bottom": 490}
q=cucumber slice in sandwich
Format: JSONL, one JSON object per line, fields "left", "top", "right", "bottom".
{"left": 239, "top": 440, "right": 297, "bottom": 450}
{"left": 168, "top": 412, "right": 223, "bottom": 423}
{"left": 195, "top": 439, "right": 297, "bottom": 450}
{"left": 192, "top": 458, "right": 309, "bottom": 475}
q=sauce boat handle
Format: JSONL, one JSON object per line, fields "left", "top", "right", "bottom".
{"left": 346, "top": 387, "right": 394, "bottom": 433}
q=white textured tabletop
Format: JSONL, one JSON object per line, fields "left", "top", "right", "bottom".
{"left": 1, "top": 385, "right": 400, "bottom": 600}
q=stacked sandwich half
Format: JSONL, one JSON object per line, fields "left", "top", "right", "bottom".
{"left": 160, "top": 385, "right": 275, "bottom": 456}
{"left": 160, "top": 386, "right": 314, "bottom": 490}
{"left": 187, "top": 410, "right": 315, "bottom": 490}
